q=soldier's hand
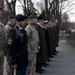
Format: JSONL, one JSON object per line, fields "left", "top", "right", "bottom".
{"left": 11, "top": 64, "right": 17, "bottom": 68}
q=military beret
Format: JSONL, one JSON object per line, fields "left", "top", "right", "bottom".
{"left": 15, "top": 14, "right": 25, "bottom": 21}
{"left": 8, "top": 15, "right": 15, "bottom": 19}
{"left": 28, "top": 15, "right": 37, "bottom": 19}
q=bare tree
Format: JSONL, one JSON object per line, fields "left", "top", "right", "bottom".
{"left": 5, "top": 0, "right": 17, "bottom": 15}
{"left": 45, "top": 0, "right": 49, "bottom": 19}
{"left": 18, "top": 0, "right": 36, "bottom": 16}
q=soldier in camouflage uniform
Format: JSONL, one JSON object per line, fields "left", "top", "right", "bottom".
{"left": 5, "top": 15, "right": 16, "bottom": 75}
{"left": 25, "top": 15, "right": 39, "bottom": 75}
{"left": 5, "top": 15, "right": 16, "bottom": 35}
{"left": 0, "top": 7, "right": 7, "bottom": 75}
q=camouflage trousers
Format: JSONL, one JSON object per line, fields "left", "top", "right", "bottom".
{"left": 26, "top": 54, "right": 37, "bottom": 75}
{"left": 0, "top": 56, "right": 4, "bottom": 75}
{"left": 3, "top": 56, "right": 12, "bottom": 75}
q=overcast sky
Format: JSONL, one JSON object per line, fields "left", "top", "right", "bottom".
{"left": 16, "top": 0, "right": 75, "bottom": 22}
{"left": 32, "top": 0, "right": 41, "bottom": 3}
{"left": 16, "top": 0, "right": 41, "bottom": 15}
{"left": 63, "top": 0, "right": 75, "bottom": 22}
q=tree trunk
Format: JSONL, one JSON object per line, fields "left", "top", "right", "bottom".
{"left": 12, "top": 1, "right": 16, "bottom": 16}
{"left": 45, "top": 0, "right": 49, "bottom": 20}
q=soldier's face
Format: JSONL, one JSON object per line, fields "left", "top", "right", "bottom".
{"left": 40, "top": 19, "right": 44, "bottom": 25}
{"left": 44, "top": 23, "right": 48, "bottom": 27}
{"left": 10, "top": 18, "right": 16, "bottom": 25}
{"left": 20, "top": 21, "right": 25, "bottom": 28}
{"left": 49, "top": 20, "right": 52, "bottom": 24}
{"left": 0, "top": 10, "right": 3, "bottom": 18}
{"left": 17, "top": 21, "right": 24, "bottom": 28}
{"left": 28, "top": 19, "right": 32, "bottom": 24}
{"left": 52, "top": 22, "right": 56, "bottom": 26}
{"left": 33, "top": 18, "right": 37, "bottom": 23}
{"left": 28, "top": 18, "right": 37, "bottom": 24}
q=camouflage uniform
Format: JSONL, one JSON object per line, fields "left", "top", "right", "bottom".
{"left": 25, "top": 23, "right": 39, "bottom": 75}
{"left": 5, "top": 22, "right": 16, "bottom": 75}
{"left": 0, "top": 21, "right": 7, "bottom": 75}
{"left": 5, "top": 22, "right": 15, "bottom": 35}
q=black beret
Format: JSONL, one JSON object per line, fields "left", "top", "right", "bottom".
{"left": 15, "top": 14, "right": 25, "bottom": 21}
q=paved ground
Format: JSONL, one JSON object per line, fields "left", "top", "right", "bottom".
{"left": 36, "top": 40, "right": 75, "bottom": 75}
{"left": 59, "top": 34, "right": 67, "bottom": 40}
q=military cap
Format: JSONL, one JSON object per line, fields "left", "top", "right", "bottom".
{"left": 15, "top": 14, "right": 25, "bottom": 21}
{"left": 44, "top": 20, "right": 48, "bottom": 24}
{"left": 37, "top": 15, "right": 43, "bottom": 20}
{"left": 28, "top": 15, "right": 37, "bottom": 19}
{"left": 8, "top": 15, "right": 15, "bottom": 19}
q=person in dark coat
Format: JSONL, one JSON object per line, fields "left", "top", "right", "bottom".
{"left": 55, "top": 19, "right": 59, "bottom": 42}
{"left": 7, "top": 14, "right": 28, "bottom": 75}
{"left": 52, "top": 20, "right": 59, "bottom": 53}
{"left": 36, "top": 16, "right": 48, "bottom": 74}
{"left": 43, "top": 20, "right": 52, "bottom": 60}
{"left": 48, "top": 19, "right": 57, "bottom": 55}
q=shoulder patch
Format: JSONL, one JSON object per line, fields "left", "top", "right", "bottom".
{"left": 8, "top": 38, "right": 12, "bottom": 45}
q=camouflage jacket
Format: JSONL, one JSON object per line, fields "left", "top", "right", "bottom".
{"left": 0, "top": 21, "right": 7, "bottom": 56}
{"left": 25, "top": 24, "right": 39, "bottom": 54}
{"left": 5, "top": 22, "right": 15, "bottom": 36}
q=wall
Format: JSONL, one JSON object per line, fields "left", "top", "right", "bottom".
{"left": 66, "top": 32, "right": 75, "bottom": 47}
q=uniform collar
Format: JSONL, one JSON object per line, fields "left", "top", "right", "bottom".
{"left": 7, "top": 22, "right": 15, "bottom": 27}
{"left": 43, "top": 26, "right": 47, "bottom": 29}
{"left": 37, "top": 23, "right": 43, "bottom": 28}
{"left": 17, "top": 25, "right": 23, "bottom": 30}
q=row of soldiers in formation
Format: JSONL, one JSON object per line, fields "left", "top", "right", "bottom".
{"left": 0, "top": 7, "right": 59, "bottom": 75}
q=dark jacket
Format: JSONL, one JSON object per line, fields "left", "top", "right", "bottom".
{"left": 36, "top": 25, "right": 48, "bottom": 63}
{"left": 44, "top": 27, "right": 52, "bottom": 57}
{"left": 7, "top": 26, "right": 28, "bottom": 68}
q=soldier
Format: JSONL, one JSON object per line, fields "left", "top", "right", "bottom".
{"left": 48, "top": 19, "right": 57, "bottom": 55}
{"left": 5, "top": 15, "right": 16, "bottom": 35}
{"left": 5, "top": 15, "right": 16, "bottom": 75}
{"left": 36, "top": 16, "right": 48, "bottom": 74}
{"left": 25, "top": 15, "right": 39, "bottom": 75}
{"left": 23, "top": 16, "right": 28, "bottom": 28}
{"left": 0, "top": 7, "right": 7, "bottom": 75}
{"left": 7, "top": 14, "right": 28, "bottom": 75}
{"left": 55, "top": 19, "right": 59, "bottom": 42}
{"left": 43, "top": 20, "right": 52, "bottom": 62}
{"left": 52, "top": 20, "right": 59, "bottom": 53}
